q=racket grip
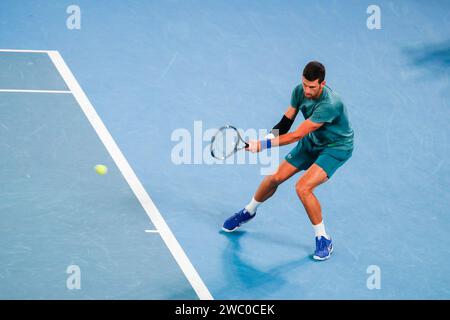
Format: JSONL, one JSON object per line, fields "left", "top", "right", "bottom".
{"left": 245, "top": 142, "right": 249, "bottom": 148}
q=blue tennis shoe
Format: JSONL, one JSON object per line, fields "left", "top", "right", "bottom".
{"left": 222, "top": 208, "right": 256, "bottom": 232}
{"left": 313, "top": 236, "right": 333, "bottom": 261}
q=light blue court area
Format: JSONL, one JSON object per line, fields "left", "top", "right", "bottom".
{"left": 1, "top": 0, "right": 450, "bottom": 300}
{"left": 0, "top": 52, "right": 198, "bottom": 299}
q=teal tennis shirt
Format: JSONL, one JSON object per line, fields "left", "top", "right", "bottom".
{"left": 290, "top": 84, "right": 354, "bottom": 151}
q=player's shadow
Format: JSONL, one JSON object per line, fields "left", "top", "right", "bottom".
{"left": 216, "top": 230, "right": 312, "bottom": 298}
{"left": 402, "top": 39, "right": 450, "bottom": 77}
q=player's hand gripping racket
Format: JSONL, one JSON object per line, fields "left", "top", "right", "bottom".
{"left": 210, "top": 125, "right": 249, "bottom": 160}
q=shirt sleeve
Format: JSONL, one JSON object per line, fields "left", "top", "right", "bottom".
{"left": 309, "top": 103, "right": 340, "bottom": 123}
{"left": 290, "top": 85, "right": 303, "bottom": 109}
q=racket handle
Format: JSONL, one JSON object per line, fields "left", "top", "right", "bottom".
{"left": 245, "top": 142, "right": 249, "bottom": 148}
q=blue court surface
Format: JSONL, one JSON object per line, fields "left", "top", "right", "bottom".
{"left": 0, "top": 1, "right": 449, "bottom": 300}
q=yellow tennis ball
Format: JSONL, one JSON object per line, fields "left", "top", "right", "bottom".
{"left": 94, "top": 164, "right": 108, "bottom": 175}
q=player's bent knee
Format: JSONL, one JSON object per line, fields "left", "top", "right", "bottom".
{"left": 295, "top": 181, "right": 312, "bottom": 198}
{"left": 270, "top": 174, "right": 287, "bottom": 186}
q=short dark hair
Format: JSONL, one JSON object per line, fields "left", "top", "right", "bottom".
{"left": 303, "top": 61, "right": 325, "bottom": 83}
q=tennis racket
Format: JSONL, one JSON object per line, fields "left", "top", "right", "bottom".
{"left": 210, "top": 125, "right": 249, "bottom": 160}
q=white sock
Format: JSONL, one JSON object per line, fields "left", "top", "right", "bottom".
{"left": 313, "top": 221, "right": 329, "bottom": 239}
{"left": 244, "top": 197, "right": 261, "bottom": 215}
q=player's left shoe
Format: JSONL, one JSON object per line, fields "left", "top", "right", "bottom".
{"left": 313, "top": 236, "right": 333, "bottom": 261}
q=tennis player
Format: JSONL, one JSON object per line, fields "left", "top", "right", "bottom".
{"left": 222, "top": 61, "right": 354, "bottom": 261}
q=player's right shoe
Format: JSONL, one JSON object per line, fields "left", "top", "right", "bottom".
{"left": 222, "top": 208, "right": 256, "bottom": 232}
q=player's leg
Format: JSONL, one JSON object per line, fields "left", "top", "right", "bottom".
{"left": 296, "top": 163, "right": 332, "bottom": 260}
{"left": 297, "top": 148, "right": 353, "bottom": 260}
{"left": 222, "top": 139, "right": 316, "bottom": 232}
{"left": 251, "top": 138, "right": 316, "bottom": 206}
{"left": 295, "top": 163, "right": 328, "bottom": 226}
{"left": 254, "top": 160, "right": 300, "bottom": 202}
{"left": 222, "top": 161, "right": 299, "bottom": 232}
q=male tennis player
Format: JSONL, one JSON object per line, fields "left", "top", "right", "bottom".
{"left": 222, "top": 61, "right": 354, "bottom": 261}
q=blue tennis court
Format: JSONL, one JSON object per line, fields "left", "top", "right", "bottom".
{"left": 0, "top": 0, "right": 449, "bottom": 300}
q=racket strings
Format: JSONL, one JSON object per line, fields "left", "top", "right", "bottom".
{"left": 211, "top": 127, "right": 241, "bottom": 159}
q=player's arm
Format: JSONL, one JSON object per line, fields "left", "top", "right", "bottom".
{"left": 270, "top": 119, "right": 323, "bottom": 147}
{"left": 266, "top": 105, "right": 298, "bottom": 138}
{"left": 246, "top": 119, "right": 323, "bottom": 152}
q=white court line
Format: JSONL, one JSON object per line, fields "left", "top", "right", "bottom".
{"left": 145, "top": 229, "right": 159, "bottom": 233}
{"left": 47, "top": 50, "right": 213, "bottom": 300}
{"left": 0, "top": 89, "right": 71, "bottom": 94}
{"left": 0, "top": 49, "right": 50, "bottom": 53}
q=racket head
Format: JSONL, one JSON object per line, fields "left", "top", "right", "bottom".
{"left": 210, "top": 125, "right": 247, "bottom": 160}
